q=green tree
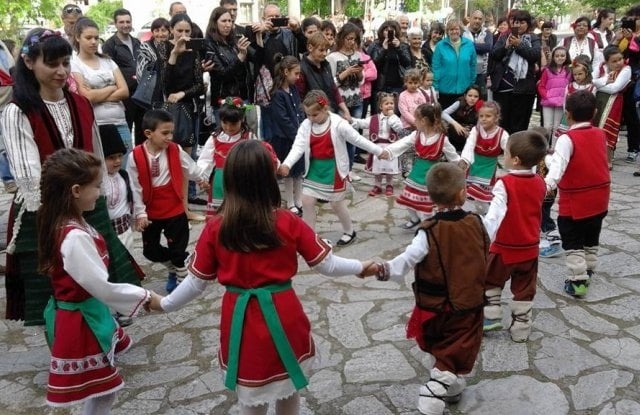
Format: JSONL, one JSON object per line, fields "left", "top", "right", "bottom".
{"left": 0, "top": 0, "right": 62, "bottom": 41}
{"left": 85, "top": 0, "right": 123, "bottom": 32}
{"left": 521, "top": 0, "right": 570, "bottom": 19}
{"left": 582, "top": 0, "right": 635, "bottom": 12}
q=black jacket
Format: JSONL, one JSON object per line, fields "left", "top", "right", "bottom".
{"left": 489, "top": 32, "right": 541, "bottom": 94}
{"left": 103, "top": 34, "right": 141, "bottom": 92}
{"left": 205, "top": 38, "right": 253, "bottom": 106}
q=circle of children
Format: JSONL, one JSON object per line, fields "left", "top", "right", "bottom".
{"left": 2, "top": 0, "right": 635, "bottom": 413}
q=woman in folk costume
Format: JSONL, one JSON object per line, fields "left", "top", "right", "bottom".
{"left": 39, "top": 149, "right": 158, "bottom": 414}
{"left": 459, "top": 101, "right": 509, "bottom": 204}
{"left": 1, "top": 29, "right": 142, "bottom": 326}
{"left": 592, "top": 45, "right": 631, "bottom": 169}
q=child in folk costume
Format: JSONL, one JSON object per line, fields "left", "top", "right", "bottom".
{"left": 482, "top": 131, "right": 548, "bottom": 342}
{"left": 554, "top": 55, "right": 595, "bottom": 140}
{"left": 351, "top": 92, "right": 405, "bottom": 196}
{"left": 361, "top": 163, "right": 489, "bottom": 415}
{"left": 148, "top": 140, "right": 373, "bottom": 415}
{"left": 39, "top": 149, "right": 159, "bottom": 414}
{"left": 458, "top": 101, "right": 509, "bottom": 204}
{"left": 198, "top": 98, "right": 258, "bottom": 217}
{"left": 100, "top": 124, "right": 144, "bottom": 327}
{"left": 419, "top": 69, "right": 439, "bottom": 104}
{"left": 592, "top": 45, "right": 631, "bottom": 169}
{"left": 268, "top": 56, "right": 307, "bottom": 216}
{"left": 544, "top": 91, "right": 611, "bottom": 298}
{"left": 382, "top": 103, "right": 460, "bottom": 229}
{"left": 278, "top": 90, "right": 385, "bottom": 247}
{"left": 442, "top": 85, "right": 483, "bottom": 152}
{"left": 127, "top": 110, "right": 209, "bottom": 293}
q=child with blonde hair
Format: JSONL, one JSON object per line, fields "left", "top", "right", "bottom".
{"left": 399, "top": 68, "right": 430, "bottom": 129}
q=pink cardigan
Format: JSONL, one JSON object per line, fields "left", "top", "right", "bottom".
{"left": 359, "top": 51, "right": 377, "bottom": 100}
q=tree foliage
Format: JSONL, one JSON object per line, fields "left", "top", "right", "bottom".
{"left": 86, "top": 0, "right": 123, "bottom": 32}
{"left": 520, "top": 0, "right": 570, "bottom": 19}
{"left": 0, "top": 0, "right": 62, "bottom": 41}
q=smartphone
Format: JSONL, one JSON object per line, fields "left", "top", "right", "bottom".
{"left": 204, "top": 51, "right": 215, "bottom": 62}
{"left": 185, "top": 38, "right": 206, "bottom": 50}
{"left": 270, "top": 17, "right": 289, "bottom": 27}
{"left": 357, "top": 58, "right": 371, "bottom": 66}
{"left": 387, "top": 29, "right": 395, "bottom": 42}
{"left": 510, "top": 27, "right": 519, "bottom": 37}
{"left": 621, "top": 18, "right": 636, "bottom": 30}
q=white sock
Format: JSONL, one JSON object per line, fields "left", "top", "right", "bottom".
{"left": 82, "top": 393, "right": 116, "bottom": 415}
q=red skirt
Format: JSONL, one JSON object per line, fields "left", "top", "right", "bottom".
{"left": 46, "top": 310, "right": 130, "bottom": 407}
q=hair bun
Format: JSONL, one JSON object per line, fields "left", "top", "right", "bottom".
{"left": 274, "top": 53, "right": 284, "bottom": 64}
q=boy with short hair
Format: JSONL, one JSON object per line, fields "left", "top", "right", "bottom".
{"left": 482, "top": 130, "right": 548, "bottom": 342}
{"left": 362, "top": 163, "right": 489, "bottom": 415}
{"left": 543, "top": 90, "right": 610, "bottom": 297}
{"left": 127, "top": 110, "right": 209, "bottom": 293}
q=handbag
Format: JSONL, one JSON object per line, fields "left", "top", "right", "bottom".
{"left": 131, "top": 63, "right": 157, "bottom": 109}
{"left": 161, "top": 102, "right": 194, "bottom": 147}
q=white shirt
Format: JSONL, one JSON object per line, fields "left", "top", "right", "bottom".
{"left": 592, "top": 65, "right": 631, "bottom": 94}
{"left": 102, "top": 172, "right": 130, "bottom": 220}
{"left": 351, "top": 114, "right": 404, "bottom": 141}
{"left": 460, "top": 126, "right": 509, "bottom": 165}
{"left": 385, "top": 130, "right": 460, "bottom": 163}
{"left": 544, "top": 121, "right": 592, "bottom": 192}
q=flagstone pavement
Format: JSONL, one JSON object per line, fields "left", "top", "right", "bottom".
{"left": 0, "top": 132, "right": 639, "bottom": 415}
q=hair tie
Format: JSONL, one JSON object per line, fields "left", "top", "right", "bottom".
{"left": 22, "top": 29, "right": 61, "bottom": 55}
{"left": 218, "top": 96, "right": 253, "bottom": 110}
{"left": 316, "top": 96, "right": 328, "bottom": 107}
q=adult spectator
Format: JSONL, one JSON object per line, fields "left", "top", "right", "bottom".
{"left": 421, "top": 22, "right": 444, "bottom": 66}
{"left": 321, "top": 20, "right": 337, "bottom": 51}
{"left": 204, "top": 8, "right": 253, "bottom": 118}
{"left": 407, "top": 27, "right": 429, "bottom": 70}
{"left": 296, "top": 16, "right": 322, "bottom": 57}
{"left": 327, "top": 23, "right": 365, "bottom": 118}
{"left": 396, "top": 13, "right": 410, "bottom": 43}
{"left": 368, "top": 20, "right": 411, "bottom": 97}
{"left": 2, "top": 29, "right": 140, "bottom": 325}
{"left": 103, "top": 8, "right": 144, "bottom": 145}
{"left": 297, "top": 32, "right": 351, "bottom": 120}
{"left": 220, "top": 0, "right": 238, "bottom": 25}
{"left": 59, "top": 3, "right": 82, "bottom": 43}
{"left": 493, "top": 16, "right": 509, "bottom": 44}
{"left": 432, "top": 20, "right": 477, "bottom": 109}
{"left": 71, "top": 18, "right": 131, "bottom": 158}
{"left": 463, "top": 10, "right": 493, "bottom": 99}
{"left": 590, "top": 8, "right": 616, "bottom": 50}
{"left": 136, "top": 18, "right": 170, "bottom": 109}
{"left": 539, "top": 21, "right": 558, "bottom": 67}
{"left": 169, "top": 2, "right": 187, "bottom": 17}
{"left": 0, "top": 40, "right": 16, "bottom": 194}
{"left": 614, "top": 6, "right": 640, "bottom": 165}
{"left": 562, "top": 16, "right": 603, "bottom": 69}
{"left": 489, "top": 10, "right": 541, "bottom": 133}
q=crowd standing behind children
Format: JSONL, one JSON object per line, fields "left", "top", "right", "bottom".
{"left": 1, "top": 5, "right": 631, "bottom": 415}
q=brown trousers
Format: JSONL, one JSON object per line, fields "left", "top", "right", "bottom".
{"left": 485, "top": 253, "right": 538, "bottom": 302}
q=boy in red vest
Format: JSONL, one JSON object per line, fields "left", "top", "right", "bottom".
{"left": 482, "top": 130, "right": 548, "bottom": 342}
{"left": 543, "top": 90, "right": 610, "bottom": 298}
{"left": 127, "top": 110, "right": 209, "bottom": 293}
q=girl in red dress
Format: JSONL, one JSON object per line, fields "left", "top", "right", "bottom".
{"left": 149, "top": 140, "right": 372, "bottom": 415}
{"left": 39, "top": 149, "right": 158, "bottom": 414}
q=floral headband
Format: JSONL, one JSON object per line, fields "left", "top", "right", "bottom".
{"left": 21, "top": 30, "right": 61, "bottom": 54}
{"left": 218, "top": 96, "right": 253, "bottom": 110}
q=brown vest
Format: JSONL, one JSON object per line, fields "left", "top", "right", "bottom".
{"left": 413, "top": 210, "right": 489, "bottom": 313}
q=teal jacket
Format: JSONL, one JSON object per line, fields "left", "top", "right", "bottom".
{"left": 432, "top": 37, "right": 477, "bottom": 95}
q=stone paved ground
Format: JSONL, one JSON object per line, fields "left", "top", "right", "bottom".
{"left": 1, "top": 126, "right": 640, "bottom": 415}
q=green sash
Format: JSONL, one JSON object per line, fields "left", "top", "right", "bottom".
{"left": 225, "top": 281, "right": 308, "bottom": 391}
{"left": 408, "top": 158, "right": 438, "bottom": 186}
{"left": 212, "top": 169, "right": 224, "bottom": 203}
{"left": 469, "top": 154, "right": 498, "bottom": 183}
{"left": 44, "top": 296, "right": 116, "bottom": 356}
{"left": 306, "top": 158, "right": 335, "bottom": 185}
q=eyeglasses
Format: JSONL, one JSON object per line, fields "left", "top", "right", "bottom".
{"left": 63, "top": 5, "right": 82, "bottom": 15}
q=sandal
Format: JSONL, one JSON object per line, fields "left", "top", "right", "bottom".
{"left": 336, "top": 231, "right": 357, "bottom": 246}
{"left": 401, "top": 219, "right": 421, "bottom": 230}
{"left": 289, "top": 206, "right": 303, "bottom": 216}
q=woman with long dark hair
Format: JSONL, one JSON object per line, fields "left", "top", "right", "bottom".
{"left": 1, "top": 29, "right": 141, "bottom": 325}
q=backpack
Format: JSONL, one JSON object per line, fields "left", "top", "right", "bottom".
{"left": 254, "top": 34, "right": 290, "bottom": 107}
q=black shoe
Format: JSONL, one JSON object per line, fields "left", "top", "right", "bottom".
{"left": 353, "top": 154, "right": 367, "bottom": 164}
{"left": 336, "top": 231, "right": 356, "bottom": 246}
{"left": 188, "top": 197, "right": 208, "bottom": 206}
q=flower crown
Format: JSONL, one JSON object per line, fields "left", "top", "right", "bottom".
{"left": 218, "top": 96, "right": 253, "bottom": 110}
{"left": 316, "top": 96, "right": 328, "bottom": 107}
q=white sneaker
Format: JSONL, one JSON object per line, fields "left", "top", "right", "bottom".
{"left": 349, "top": 172, "right": 362, "bottom": 181}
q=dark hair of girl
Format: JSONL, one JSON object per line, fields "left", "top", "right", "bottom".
{"left": 548, "top": 46, "right": 571, "bottom": 73}
{"left": 219, "top": 103, "right": 245, "bottom": 124}
{"left": 218, "top": 140, "right": 282, "bottom": 252}
{"left": 206, "top": 7, "right": 233, "bottom": 45}
{"left": 37, "top": 148, "right": 103, "bottom": 274}
{"left": 72, "top": 17, "right": 107, "bottom": 57}
{"left": 602, "top": 45, "right": 622, "bottom": 61}
{"left": 415, "top": 103, "right": 445, "bottom": 133}
{"left": 336, "top": 22, "right": 361, "bottom": 50}
{"left": 376, "top": 20, "right": 401, "bottom": 43}
{"left": 270, "top": 55, "right": 299, "bottom": 96}
{"left": 13, "top": 29, "right": 72, "bottom": 113}
{"left": 301, "top": 17, "right": 321, "bottom": 32}
{"left": 595, "top": 8, "right": 615, "bottom": 29}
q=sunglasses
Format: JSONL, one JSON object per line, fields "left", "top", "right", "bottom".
{"left": 63, "top": 6, "right": 82, "bottom": 15}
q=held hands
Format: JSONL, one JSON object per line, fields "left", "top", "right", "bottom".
{"left": 197, "top": 179, "right": 211, "bottom": 191}
{"left": 135, "top": 216, "right": 150, "bottom": 232}
{"left": 378, "top": 149, "right": 391, "bottom": 160}
{"left": 277, "top": 165, "right": 290, "bottom": 177}
{"left": 458, "top": 159, "right": 469, "bottom": 171}
{"left": 358, "top": 260, "right": 379, "bottom": 278}
{"left": 144, "top": 290, "right": 165, "bottom": 312}
{"left": 453, "top": 122, "right": 469, "bottom": 137}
